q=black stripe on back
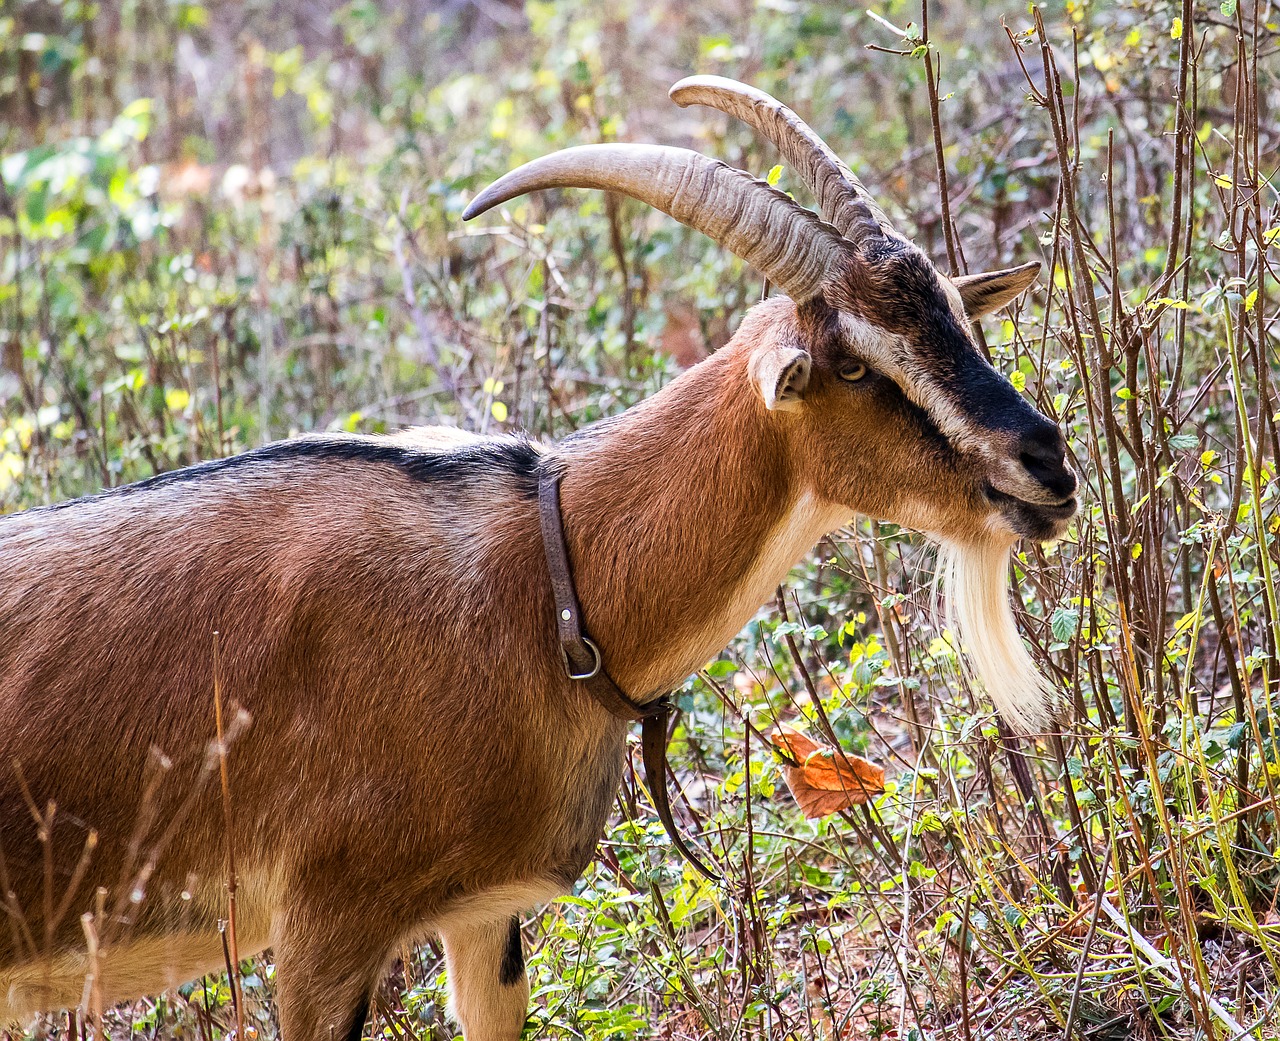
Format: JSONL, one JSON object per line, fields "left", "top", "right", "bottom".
{"left": 4, "top": 434, "right": 542, "bottom": 518}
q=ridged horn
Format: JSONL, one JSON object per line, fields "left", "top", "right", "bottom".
{"left": 463, "top": 144, "right": 849, "bottom": 302}
{"left": 669, "top": 75, "right": 896, "bottom": 246}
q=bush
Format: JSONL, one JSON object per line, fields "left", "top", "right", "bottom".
{"left": 2, "top": 0, "right": 1278, "bottom": 1037}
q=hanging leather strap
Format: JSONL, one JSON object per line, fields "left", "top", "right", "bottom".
{"left": 538, "top": 466, "right": 719, "bottom": 882}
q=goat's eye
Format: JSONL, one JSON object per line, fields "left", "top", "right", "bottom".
{"left": 838, "top": 361, "right": 868, "bottom": 383}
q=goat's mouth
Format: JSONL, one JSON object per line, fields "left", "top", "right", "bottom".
{"left": 983, "top": 483, "right": 1078, "bottom": 541}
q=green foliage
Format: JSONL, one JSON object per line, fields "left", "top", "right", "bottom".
{"left": 2, "top": 0, "right": 1280, "bottom": 1038}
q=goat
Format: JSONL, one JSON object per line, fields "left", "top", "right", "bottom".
{"left": 1, "top": 77, "right": 1077, "bottom": 1039}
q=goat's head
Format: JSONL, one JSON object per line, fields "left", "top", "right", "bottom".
{"left": 464, "top": 77, "right": 1078, "bottom": 730}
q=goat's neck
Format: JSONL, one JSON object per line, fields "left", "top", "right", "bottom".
{"left": 558, "top": 351, "right": 849, "bottom": 699}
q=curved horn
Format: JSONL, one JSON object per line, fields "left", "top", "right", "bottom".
{"left": 669, "top": 75, "right": 896, "bottom": 246}
{"left": 463, "top": 144, "right": 849, "bottom": 302}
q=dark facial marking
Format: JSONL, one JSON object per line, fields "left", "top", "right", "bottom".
{"left": 985, "top": 485, "right": 1077, "bottom": 540}
{"left": 795, "top": 295, "right": 957, "bottom": 459}
{"left": 5, "top": 435, "right": 543, "bottom": 518}
{"left": 835, "top": 245, "right": 1057, "bottom": 440}
{"left": 894, "top": 392, "right": 955, "bottom": 458}
{"left": 499, "top": 916, "right": 525, "bottom": 987}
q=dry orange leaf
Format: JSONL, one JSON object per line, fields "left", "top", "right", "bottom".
{"left": 769, "top": 723, "right": 886, "bottom": 819}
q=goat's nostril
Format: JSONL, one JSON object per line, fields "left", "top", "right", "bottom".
{"left": 1017, "top": 428, "right": 1075, "bottom": 499}
{"left": 1021, "top": 448, "right": 1067, "bottom": 474}
{"left": 1019, "top": 426, "right": 1065, "bottom": 464}
{"left": 1020, "top": 453, "right": 1076, "bottom": 498}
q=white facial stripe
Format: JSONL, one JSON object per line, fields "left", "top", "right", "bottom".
{"left": 837, "top": 313, "right": 990, "bottom": 458}
{"left": 837, "top": 313, "right": 909, "bottom": 380}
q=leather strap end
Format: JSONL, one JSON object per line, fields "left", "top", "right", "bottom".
{"left": 642, "top": 705, "right": 721, "bottom": 883}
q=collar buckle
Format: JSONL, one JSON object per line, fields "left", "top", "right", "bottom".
{"left": 560, "top": 637, "right": 602, "bottom": 681}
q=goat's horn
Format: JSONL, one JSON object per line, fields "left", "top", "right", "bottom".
{"left": 463, "top": 144, "right": 848, "bottom": 302}
{"left": 669, "top": 75, "right": 895, "bottom": 247}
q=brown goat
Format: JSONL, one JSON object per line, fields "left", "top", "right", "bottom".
{"left": 1, "top": 79, "right": 1076, "bottom": 1038}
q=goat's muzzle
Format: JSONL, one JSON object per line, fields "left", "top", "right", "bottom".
{"left": 984, "top": 484, "right": 1077, "bottom": 541}
{"left": 982, "top": 421, "right": 1078, "bottom": 540}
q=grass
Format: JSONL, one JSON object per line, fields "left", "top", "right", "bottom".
{"left": 2, "top": 0, "right": 1279, "bottom": 1037}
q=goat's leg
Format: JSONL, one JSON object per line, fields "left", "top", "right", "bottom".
{"left": 270, "top": 902, "right": 391, "bottom": 1041}
{"left": 440, "top": 915, "right": 529, "bottom": 1041}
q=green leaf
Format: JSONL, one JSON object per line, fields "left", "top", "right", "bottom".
{"left": 1051, "top": 606, "right": 1079, "bottom": 644}
{"left": 1221, "top": 0, "right": 1237, "bottom": 16}
{"left": 23, "top": 181, "right": 49, "bottom": 226}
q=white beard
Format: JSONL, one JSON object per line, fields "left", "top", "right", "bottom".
{"left": 935, "top": 538, "right": 1058, "bottom": 733}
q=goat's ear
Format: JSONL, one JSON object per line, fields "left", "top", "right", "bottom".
{"left": 751, "top": 342, "right": 811, "bottom": 412}
{"left": 953, "top": 261, "right": 1040, "bottom": 318}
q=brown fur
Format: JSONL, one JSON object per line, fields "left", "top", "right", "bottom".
{"left": 1, "top": 292, "right": 1036, "bottom": 1038}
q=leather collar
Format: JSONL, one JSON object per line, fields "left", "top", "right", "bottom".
{"left": 538, "top": 464, "right": 719, "bottom": 882}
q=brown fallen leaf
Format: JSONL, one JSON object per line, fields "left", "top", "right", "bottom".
{"left": 769, "top": 723, "right": 886, "bottom": 819}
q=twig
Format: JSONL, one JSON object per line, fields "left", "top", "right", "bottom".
{"left": 1063, "top": 841, "right": 1113, "bottom": 1038}
{"left": 214, "top": 631, "right": 245, "bottom": 1039}
{"left": 1097, "top": 896, "right": 1250, "bottom": 1038}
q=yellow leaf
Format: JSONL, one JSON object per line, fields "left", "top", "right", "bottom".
{"left": 490, "top": 400, "right": 509, "bottom": 423}
{"left": 0, "top": 452, "right": 24, "bottom": 492}
{"left": 1171, "top": 17, "right": 1183, "bottom": 38}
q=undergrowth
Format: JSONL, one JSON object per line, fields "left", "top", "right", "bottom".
{"left": 2, "top": 0, "right": 1278, "bottom": 1037}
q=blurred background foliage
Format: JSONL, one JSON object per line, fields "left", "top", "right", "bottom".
{"left": 2, "top": 0, "right": 1279, "bottom": 1038}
